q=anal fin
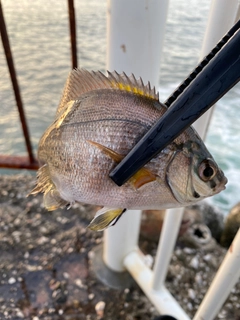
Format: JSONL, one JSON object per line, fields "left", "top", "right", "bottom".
{"left": 88, "top": 207, "right": 126, "bottom": 231}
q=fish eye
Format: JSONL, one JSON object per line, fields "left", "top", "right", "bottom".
{"left": 198, "top": 159, "right": 217, "bottom": 181}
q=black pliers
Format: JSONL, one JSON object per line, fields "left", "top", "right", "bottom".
{"left": 110, "top": 19, "right": 240, "bottom": 186}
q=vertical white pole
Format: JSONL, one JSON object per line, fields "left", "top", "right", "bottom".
{"left": 193, "top": 0, "right": 240, "bottom": 139}
{"left": 103, "top": 210, "right": 142, "bottom": 272}
{"left": 192, "top": 2, "right": 240, "bottom": 318}
{"left": 193, "top": 228, "right": 240, "bottom": 320}
{"left": 124, "top": 249, "right": 191, "bottom": 320}
{"left": 151, "top": 0, "right": 240, "bottom": 298}
{"left": 152, "top": 208, "right": 184, "bottom": 290}
{"left": 104, "top": 0, "right": 169, "bottom": 272}
{"left": 107, "top": 0, "right": 169, "bottom": 85}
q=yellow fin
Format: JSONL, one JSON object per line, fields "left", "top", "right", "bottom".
{"left": 88, "top": 207, "right": 125, "bottom": 231}
{"left": 129, "top": 167, "right": 156, "bottom": 189}
{"left": 57, "top": 69, "right": 159, "bottom": 116}
{"left": 88, "top": 140, "right": 156, "bottom": 189}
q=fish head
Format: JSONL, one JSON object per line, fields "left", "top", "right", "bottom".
{"left": 165, "top": 140, "right": 227, "bottom": 205}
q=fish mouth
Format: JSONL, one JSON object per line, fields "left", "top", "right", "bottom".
{"left": 213, "top": 176, "right": 228, "bottom": 194}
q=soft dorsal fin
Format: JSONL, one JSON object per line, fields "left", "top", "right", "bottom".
{"left": 57, "top": 69, "right": 159, "bottom": 115}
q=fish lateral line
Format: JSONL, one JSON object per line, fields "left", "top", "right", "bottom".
{"left": 56, "top": 117, "right": 151, "bottom": 132}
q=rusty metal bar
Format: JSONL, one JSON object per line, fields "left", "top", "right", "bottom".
{"left": 0, "top": 155, "right": 39, "bottom": 170}
{"left": 0, "top": 1, "right": 36, "bottom": 165}
{"left": 0, "top": 1, "right": 77, "bottom": 170}
{"left": 68, "top": 0, "right": 78, "bottom": 69}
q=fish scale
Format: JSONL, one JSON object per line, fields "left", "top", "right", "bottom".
{"left": 30, "top": 69, "right": 227, "bottom": 231}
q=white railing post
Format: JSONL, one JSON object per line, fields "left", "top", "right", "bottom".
{"left": 104, "top": 0, "right": 169, "bottom": 272}
{"left": 191, "top": 2, "right": 240, "bottom": 318}
{"left": 152, "top": 208, "right": 184, "bottom": 290}
{"left": 193, "top": 228, "right": 240, "bottom": 320}
{"left": 157, "top": 0, "right": 240, "bottom": 296}
{"left": 103, "top": 210, "right": 142, "bottom": 272}
{"left": 124, "top": 249, "right": 191, "bottom": 320}
{"left": 152, "top": 1, "right": 240, "bottom": 290}
{"left": 193, "top": 0, "right": 240, "bottom": 139}
{"left": 99, "top": 0, "right": 240, "bottom": 318}
{"left": 106, "top": 0, "right": 169, "bottom": 84}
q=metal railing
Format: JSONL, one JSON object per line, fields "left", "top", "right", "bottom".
{"left": 1, "top": 1, "right": 240, "bottom": 319}
{"left": 0, "top": 0, "right": 77, "bottom": 170}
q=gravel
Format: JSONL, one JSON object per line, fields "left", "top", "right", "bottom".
{"left": 0, "top": 173, "right": 239, "bottom": 320}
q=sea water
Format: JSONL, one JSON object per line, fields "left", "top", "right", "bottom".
{"left": 0, "top": 0, "right": 239, "bottom": 215}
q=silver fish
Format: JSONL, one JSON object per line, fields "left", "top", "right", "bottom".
{"left": 30, "top": 69, "right": 227, "bottom": 231}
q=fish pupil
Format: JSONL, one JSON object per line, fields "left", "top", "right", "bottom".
{"left": 203, "top": 166, "right": 214, "bottom": 178}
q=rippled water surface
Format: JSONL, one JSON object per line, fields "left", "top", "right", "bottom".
{"left": 1, "top": 0, "right": 239, "bottom": 214}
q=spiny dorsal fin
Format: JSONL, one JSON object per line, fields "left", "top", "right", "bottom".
{"left": 57, "top": 69, "right": 159, "bottom": 115}
{"left": 106, "top": 70, "right": 159, "bottom": 100}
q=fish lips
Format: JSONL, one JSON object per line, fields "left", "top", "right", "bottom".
{"left": 212, "top": 175, "right": 228, "bottom": 194}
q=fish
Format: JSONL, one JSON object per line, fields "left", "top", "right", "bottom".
{"left": 29, "top": 69, "right": 227, "bottom": 231}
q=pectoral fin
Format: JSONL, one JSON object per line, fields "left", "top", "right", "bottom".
{"left": 88, "top": 207, "right": 126, "bottom": 231}
{"left": 87, "top": 140, "right": 124, "bottom": 162}
{"left": 129, "top": 167, "right": 156, "bottom": 189}
{"left": 87, "top": 140, "right": 156, "bottom": 189}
